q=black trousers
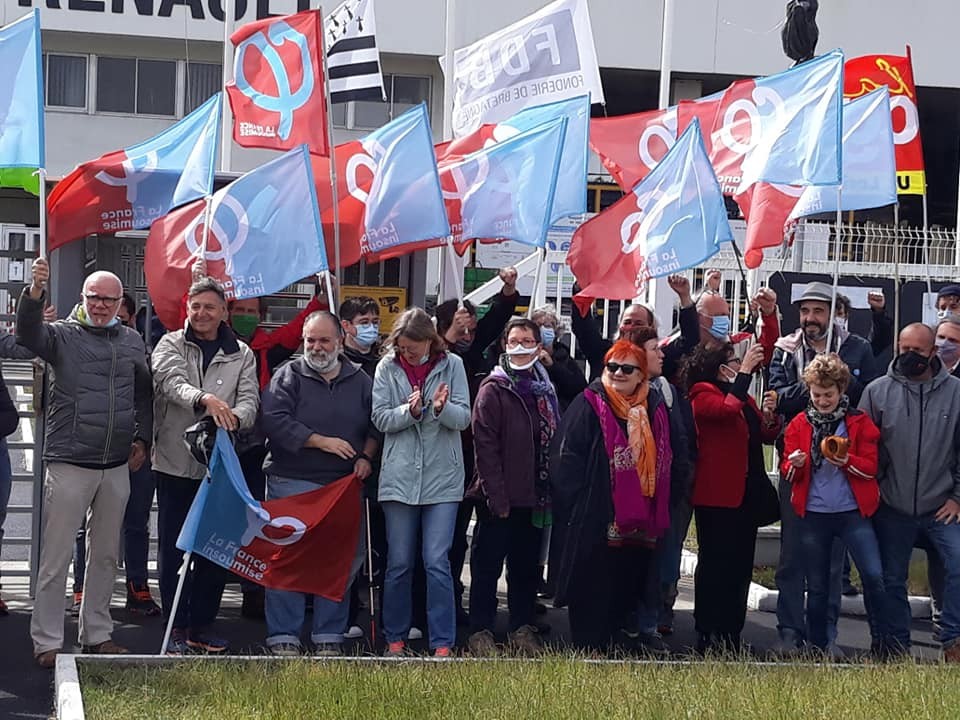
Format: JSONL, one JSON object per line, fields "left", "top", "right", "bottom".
{"left": 468, "top": 508, "right": 542, "bottom": 633}
{"left": 566, "top": 543, "right": 652, "bottom": 650}
{"left": 693, "top": 503, "right": 757, "bottom": 641}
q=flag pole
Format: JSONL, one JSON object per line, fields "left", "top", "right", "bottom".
{"left": 444, "top": 237, "right": 465, "bottom": 304}
{"left": 364, "top": 497, "right": 377, "bottom": 648}
{"left": 34, "top": 168, "right": 48, "bottom": 258}
{"left": 893, "top": 203, "right": 901, "bottom": 334}
{"left": 527, "top": 247, "right": 546, "bottom": 319}
{"left": 438, "top": 0, "right": 457, "bottom": 301}
{"left": 219, "top": 0, "right": 235, "bottom": 173}
{"left": 322, "top": 271, "right": 336, "bottom": 310}
{"left": 826, "top": 187, "right": 842, "bottom": 352}
{"left": 200, "top": 195, "right": 213, "bottom": 259}
{"left": 922, "top": 187, "right": 933, "bottom": 308}
{"left": 319, "top": 5, "right": 342, "bottom": 282}
{"left": 160, "top": 550, "right": 192, "bottom": 655}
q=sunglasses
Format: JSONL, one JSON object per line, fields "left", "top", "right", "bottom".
{"left": 605, "top": 361, "right": 639, "bottom": 376}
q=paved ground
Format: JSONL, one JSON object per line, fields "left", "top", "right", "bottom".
{"left": 0, "top": 569, "right": 946, "bottom": 720}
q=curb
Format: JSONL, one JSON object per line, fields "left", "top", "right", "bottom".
{"left": 55, "top": 654, "right": 84, "bottom": 720}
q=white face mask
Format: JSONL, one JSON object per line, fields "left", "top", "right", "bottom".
{"left": 505, "top": 342, "right": 538, "bottom": 371}
{"left": 508, "top": 356, "right": 539, "bottom": 371}
{"left": 836, "top": 317, "right": 848, "bottom": 333}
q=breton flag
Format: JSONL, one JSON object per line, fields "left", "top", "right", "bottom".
{"left": 324, "top": 0, "right": 386, "bottom": 104}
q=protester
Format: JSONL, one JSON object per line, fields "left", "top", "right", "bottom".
{"left": 530, "top": 304, "right": 586, "bottom": 412}
{"left": 684, "top": 341, "right": 780, "bottom": 654}
{"left": 859, "top": 323, "right": 960, "bottom": 662}
{"left": 152, "top": 277, "right": 259, "bottom": 655}
{"left": 259, "top": 311, "right": 378, "bottom": 656}
{"left": 372, "top": 308, "right": 471, "bottom": 657}
{"left": 19, "top": 258, "right": 152, "bottom": 669}
{"left": 936, "top": 284, "right": 960, "bottom": 321}
{"left": 433, "top": 267, "right": 518, "bottom": 624}
{"left": 627, "top": 326, "right": 695, "bottom": 648}
{"left": 550, "top": 340, "right": 672, "bottom": 652}
{"left": 467, "top": 319, "right": 560, "bottom": 656}
{"left": 781, "top": 354, "right": 885, "bottom": 657}
{"left": 936, "top": 316, "right": 960, "bottom": 377}
{"left": 834, "top": 291, "right": 893, "bottom": 358}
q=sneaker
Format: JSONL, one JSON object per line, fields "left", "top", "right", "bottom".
{"left": 81, "top": 639, "right": 129, "bottom": 655}
{"left": 507, "top": 625, "right": 543, "bottom": 657}
{"left": 268, "top": 643, "right": 302, "bottom": 657}
{"left": 343, "top": 625, "right": 364, "bottom": 640}
{"left": 408, "top": 626, "right": 424, "bottom": 641}
{"left": 241, "top": 589, "right": 265, "bottom": 621}
{"left": 313, "top": 642, "right": 343, "bottom": 658}
{"left": 35, "top": 649, "right": 59, "bottom": 669}
{"left": 384, "top": 640, "right": 407, "bottom": 657}
{"left": 187, "top": 629, "right": 228, "bottom": 654}
{"left": 165, "top": 629, "right": 190, "bottom": 656}
{"left": 125, "top": 581, "right": 161, "bottom": 617}
{"left": 0, "top": 595, "right": 8, "bottom": 616}
{"left": 467, "top": 629, "right": 498, "bottom": 657}
{"left": 69, "top": 591, "right": 82, "bottom": 617}
{"left": 637, "top": 632, "right": 670, "bottom": 658}
{"left": 433, "top": 646, "right": 453, "bottom": 658}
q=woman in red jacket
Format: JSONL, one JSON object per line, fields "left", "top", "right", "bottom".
{"left": 685, "top": 341, "right": 780, "bottom": 654}
{"left": 781, "top": 353, "right": 885, "bottom": 655}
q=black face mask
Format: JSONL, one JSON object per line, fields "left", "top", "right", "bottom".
{"left": 897, "top": 351, "right": 932, "bottom": 378}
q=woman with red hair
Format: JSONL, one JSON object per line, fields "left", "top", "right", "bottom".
{"left": 550, "top": 339, "right": 673, "bottom": 652}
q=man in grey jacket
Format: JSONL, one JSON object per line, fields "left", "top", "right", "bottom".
{"left": 18, "top": 257, "right": 152, "bottom": 669}
{"left": 152, "top": 277, "right": 259, "bottom": 655}
{"left": 859, "top": 322, "right": 960, "bottom": 662}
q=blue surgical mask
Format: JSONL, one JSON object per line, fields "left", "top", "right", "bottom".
{"left": 539, "top": 326, "right": 556, "bottom": 347}
{"left": 708, "top": 315, "right": 730, "bottom": 339}
{"left": 354, "top": 323, "right": 380, "bottom": 349}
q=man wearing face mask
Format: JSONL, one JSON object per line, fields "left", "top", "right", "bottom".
{"left": 531, "top": 304, "right": 586, "bottom": 412}
{"left": 859, "top": 323, "right": 960, "bottom": 662}
{"left": 339, "top": 296, "right": 381, "bottom": 377}
{"left": 18, "top": 258, "right": 152, "bottom": 668}
{"left": 936, "top": 285, "right": 960, "bottom": 322}
{"left": 937, "top": 317, "right": 960, "bottom": 377}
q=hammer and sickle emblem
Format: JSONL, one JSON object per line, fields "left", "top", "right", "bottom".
{"left": 233, "top": 21, "right": 315, "bottom": 141}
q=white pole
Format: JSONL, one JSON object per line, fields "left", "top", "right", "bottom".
{"left": 439, "top": 0, "right": 458, "bottom": 298}
{"left": 922, "top": 189, "right": 933, "bottom": 307}
{"left": 893, "top": 203, "right": 901, "bottom": 334}
{"left": 956, "top": 147, "right": 960, "bottom": 267}
{"left": 160, "top": 551, "right": 192, "bottom": 655}
{"left": 200, "top": 195, "right": 213, "bottom": 259}
{"left": 37, "top": 168, "right": 47, "bottom": 257}
{"left": 444, "top": 237, "right": 465, "bottom": 304}
{"left": 322, "top": 271, "right": 336, "bottom": 310}
{"left": 318, "top": 4, "right": 343, "bottom": 281}
{"left": 527, "top": 247, "right": 547, "bottom": 319}
{"left": 219, "top": 0, "right": 236, "bottom": 173}
{"left": 826, "top": 188, "right": 842, "bottom": 352}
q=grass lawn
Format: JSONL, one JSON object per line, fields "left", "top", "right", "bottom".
{"left": 79, "top": 659, "right": 960, "bottom": 720}
{"left": 751, "top": 560, "right": 931, "bottom": 596}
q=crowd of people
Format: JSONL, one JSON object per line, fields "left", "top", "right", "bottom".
{"left": 2, "top": 256, "right": 960, "bottom": 669}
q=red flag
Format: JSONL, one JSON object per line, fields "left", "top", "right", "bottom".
{"left": 844, "top": 50, "right": 925, "bottom": 194}
{"left": 677, "top": 88, "right": 749, "bottom": 196}
{"left": 589, "top": 108, "right": 677, "bottom": 191}
{"left": 226, "top": 9, "right": 329, "bottom": 155}
{"left": 733, "top": 182, "right": 803, "bottom": 269}
{"left": 144, "top": 197, "right": 206, "bottom": 331}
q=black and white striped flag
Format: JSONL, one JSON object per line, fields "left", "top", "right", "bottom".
{"left": 324, "top": 0, "right": 386, "bottom": 104}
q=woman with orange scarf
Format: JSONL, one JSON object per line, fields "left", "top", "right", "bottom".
{"left": 549, "top": 340, "right": 673, "bottom": 652}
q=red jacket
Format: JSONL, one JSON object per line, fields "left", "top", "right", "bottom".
{"left": 689, "top": 381, "right": 781, "bottom": 508}
{"left": 780, "top": 409, "right": 880, "bottom": 518}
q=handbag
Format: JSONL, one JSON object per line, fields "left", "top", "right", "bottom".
{"left": 743, "top": 466, "right": 781, "bottom": 528}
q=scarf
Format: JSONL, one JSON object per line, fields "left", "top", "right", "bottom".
{"left": 396, "top": 352, "right": 440, "bottom": 391}
{"left": 492, "top": 357, "right": 559, "bottom": 527}
{"left": 600, "top": 376, "right": 657, "bottom": 497}
{"left": 585, "top": 388, "right": 672, "bottom": 544}
{"left": 805, "top": 394, "right": 850, "bottom": 469}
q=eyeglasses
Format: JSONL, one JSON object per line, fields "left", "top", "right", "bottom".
{"left": 84, "top": 294, "right": 121, "bottom": 307}
{"left": 605, "top": 361, "right": 639, "bottom": 376}
{"left": 506, "top": 339, "right": 539, "bottom": 349}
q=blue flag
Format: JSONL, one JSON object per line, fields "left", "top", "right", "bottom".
{"left": 444, "top": 117, "right": 567, "bottom": 248}
{"left": 0, "top": 10, "right": 43, "bottom": 169}
{"left": 736, "top": 50, "right": 844, "bottom": 191}
{"left": 359, "top": 103, "right": 450, "bottom": 255}
{"left": 789, "top": 87, "right": 897, "bottom": 220}
{"left": 500, "top": 95, "right": 590, "bottom": 222}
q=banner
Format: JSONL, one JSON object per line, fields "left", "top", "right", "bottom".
{"left": 0, "top": 9, "right": 43, "bottom": 174}
{"left": 450, "top": 0, "right": 603, "bottom": 137}
{"left": 844, "top": 51, "right": 925, "bottom": 195}
{"left": 145, "top": 145, "right": 327, "bottom": 331}
{"left": 177, "top": 430, "right": 361, "bottom": 601}
{"left": 47, "top": 93, "right": 222, "bottom": 251}
{"left": 227, "top": 9, "right": 330, "bottom": 155}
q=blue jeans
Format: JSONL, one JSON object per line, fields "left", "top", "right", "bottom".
{"left": 798, "top": 510, "right": 886, "bottom": 648}
{"left": 382, "top": 501, "right": 458, "bottom": 649}
{"left": 264, "top": 476, "right": 365, "bottom": 647}
{"left": 639, "top": 500, "right": 693, "bottom": 633}
{"left": 873, "top": 502, "right": 960, "bottom": 650}
{"left": 0, "top": 438, "right": 10, "bottom": 584}
{"left": 775, "top": 474, "right": 842, "bottom": 644}
{"left": 122, "top": 464, "right": 156, "bottom": 586}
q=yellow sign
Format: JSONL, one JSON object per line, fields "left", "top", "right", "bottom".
{"left": 340, "top": 286, "right": 408, "bottom": 334}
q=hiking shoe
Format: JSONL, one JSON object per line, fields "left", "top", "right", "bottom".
{"left": 187, "top": 629, "right": 228, "bottom": 653}
{"left": 69, "top": 591, "right": 82, "bottom": 617}
{"left": 343, "top": 625, "right": 364, "bottom": 640}
{"left": 467, "top": 629, "right": 498, "bottom": 657}
{"left": 508, "top": 625, "right": 543, "bottom": 657}
{"left": 125, "top": 581, "right": 161, "bottom": 616}
{"left": 637, "top": 632, "right": 670, "bottom": 658}
{"left": 35, "top": 649, "right": 59, "bottom": 669}
{"left": 165, "top": 629, "right": 190, "bottom": 656}
{"left": 313, "top": 643, "right": 343, "bottom": 658}
{"left": 433, "top": 646, "right": 453, "bottom": 658}
{"left": 81, "top": 639, "right": 129, "bottom": 655}
{"left": 408, "top": 626, "right": 423, "bottom": 640}
{"left": 268, "top": 643, "right": 302, "bottom": 657}
{"left": 241, "top": 589, "right": 265, "bottom": 620}
{"left": 0, "top": 595, "right": 8, "bottom": 616}
{"left": 384, "top": 640, "right": 408, "bottom": 657}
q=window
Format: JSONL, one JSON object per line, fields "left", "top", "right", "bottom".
{"left": 97, "top": 57, "right": 176, "bottom": 116}
{"left": 336, "top": 74, "right": 431, "bottom": 130}
{"left": 186, "top": 62, "right": 222, "bottom": 114}
{"left": 45, "top": 54, "right": 87, "bottom": 109}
